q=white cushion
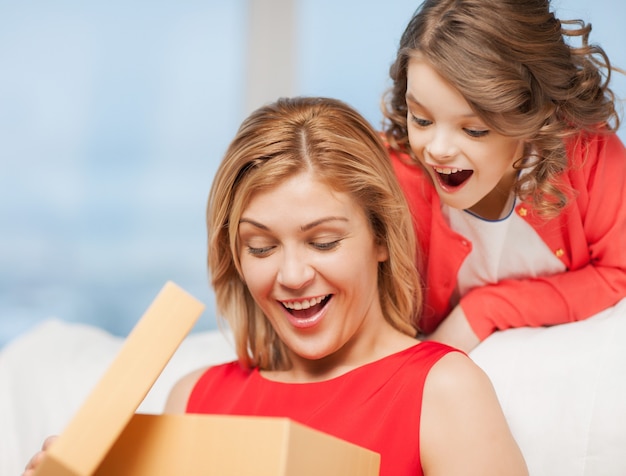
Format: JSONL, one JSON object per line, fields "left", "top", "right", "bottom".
{"left": 2, "top": 298, "right": 625, "bottom": 476}
{"left": 471, "top": 298, "right": 626, "bottom": 476}
{"left": 0, "top": 318, "right": 236, "bottom": 476}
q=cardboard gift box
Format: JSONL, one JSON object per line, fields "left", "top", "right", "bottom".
{"left": 33, "top": 282, "right": 381, "bottom": 476}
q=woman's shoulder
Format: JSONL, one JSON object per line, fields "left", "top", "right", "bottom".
{"left": 165, "top": 361, "right": 243, "bottom": 414}
{"left": 421, "top": 350, "right": 505, "bottom": 439}
{"left": 423, "top": 350, "right": 492, "bottom": 397}
{"left": 164, "top": 366, "right": 211, "bottom": 414}
{"left": 420, "top": 351, "right": 529, "bottom": 475}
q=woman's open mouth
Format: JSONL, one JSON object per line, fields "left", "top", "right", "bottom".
{"left": 281, "top": 295, "right": 332, "bottom": 328}
{"left": 432, "top": 166, "right": 473, "bottom": 190}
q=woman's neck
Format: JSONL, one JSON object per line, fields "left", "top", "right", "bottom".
{"left": 261, "top": 327, "right": 418, "bottom": 384}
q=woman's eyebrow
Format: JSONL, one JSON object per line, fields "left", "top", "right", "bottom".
{"left": 301, "top": 216, "right": 348, "bottom": 232}
{"left": 239, "top": 216, "right": 349, "bottom": 232}
{"left": 239, "top": 218, "right": 269, "bottom": 230}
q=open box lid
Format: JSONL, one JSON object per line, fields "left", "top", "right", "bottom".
{"left": 33, "top": 281, "right": 205, "bottom": 476}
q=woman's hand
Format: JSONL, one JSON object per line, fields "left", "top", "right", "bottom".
{"left": 22, "top": 435, "right": 57, "bottom": 476}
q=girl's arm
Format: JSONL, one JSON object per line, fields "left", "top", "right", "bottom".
{"left": 463, "top": 132, "right": 626, "bottom": 339}
{"left": 426, "top": 305, "right": 479, "bottom": 352}
{"left": 420, "top": 352, "right": 528, "bottom": 476}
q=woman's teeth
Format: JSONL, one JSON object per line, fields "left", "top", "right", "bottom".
{"left": 282, "top": 295, "right": 327, "bottom": 310}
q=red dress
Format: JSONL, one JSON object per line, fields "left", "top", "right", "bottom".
{"left": 187, "top": 341, "right": 459, "bottom": 476}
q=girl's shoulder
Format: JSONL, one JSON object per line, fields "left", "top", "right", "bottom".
{"left": 566, "top": 130, "right": 626, "bottom": 168}
{"left": 386, "top": 143, "right": 437, "bottom": 208}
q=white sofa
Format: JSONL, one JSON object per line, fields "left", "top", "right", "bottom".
{"left": 2, "top": 298, "right": 625, "bottom": 476}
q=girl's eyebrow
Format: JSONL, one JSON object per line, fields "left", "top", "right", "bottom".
{"left": 406, "top": 92, "right": 479, "bottom": 119}
{"left": 405, "top": 92, "right": 421, "bottom": 107}
{"left": 239, "top": 216, "right": 348, "bottom": 232}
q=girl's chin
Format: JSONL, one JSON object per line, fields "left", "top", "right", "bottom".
{"left": 436, "top": 189, "right": 475, "bottom": 210}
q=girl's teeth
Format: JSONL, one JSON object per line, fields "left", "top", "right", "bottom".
{"left": 283, "top": 296, "right": 326, "bottom": 310}
{"left": 434, "top": 167, "right": 462, "bottom": 174}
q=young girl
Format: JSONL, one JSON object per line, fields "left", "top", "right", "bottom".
{"left": 383, "top": 0, "right": 626, "bottom": 352}
{"left": 23, "top": 97, "right": 528, "bottom": 475}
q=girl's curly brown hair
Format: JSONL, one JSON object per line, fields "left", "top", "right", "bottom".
{"left": 382, "top": 0, "right": 622, "bottom": 216}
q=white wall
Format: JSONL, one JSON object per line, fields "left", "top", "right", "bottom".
{"left": 1, "top": 0, "right": 624, "bottom": 347}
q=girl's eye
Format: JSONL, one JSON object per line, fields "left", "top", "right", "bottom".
{"left": 410, "top": 114, "right": 432, "bottom": 128}
{"left": 311, "top": 240, "right": 341, "bottom": 251}
{"left": 464, "top": 128, "right": 489, "bottom": 138}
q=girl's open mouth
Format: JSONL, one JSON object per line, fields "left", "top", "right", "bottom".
{"left": 433, "top": 166, "right": 473, "bottom": 189}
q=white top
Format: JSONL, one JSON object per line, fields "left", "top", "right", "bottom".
{"left": 442, "top": 194, "right": 565, "bottom": 303}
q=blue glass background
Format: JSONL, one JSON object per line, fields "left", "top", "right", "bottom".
{"left": 1, "top": 0, "right": 624, "bottom": 348}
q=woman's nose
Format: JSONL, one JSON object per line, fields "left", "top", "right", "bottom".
{"left": 276, "top": 250, "right": 315, "bottom": 289}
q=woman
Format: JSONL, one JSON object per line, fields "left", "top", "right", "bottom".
{"left": 24, "top": 97, "right": 527, "bottom": 476}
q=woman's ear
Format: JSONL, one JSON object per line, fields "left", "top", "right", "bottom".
{"left": 376, "top": 241, "right": 390, "bottom": 263}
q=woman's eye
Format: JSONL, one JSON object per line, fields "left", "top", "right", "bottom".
{"left": 311, "top": 240, "right": 341, "bottom": 251}
{"left": 410, "top": 114, "right": 432, "bottom": 128}
{"left": 464, "top": 128, "right": 489, "bottom": 138}
{"left": 247, "top": 245, "right": 274, "bottom": 256}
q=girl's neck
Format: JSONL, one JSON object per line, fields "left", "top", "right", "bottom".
{"left": 467, "top": 168, "right": 518, "bottom": 220}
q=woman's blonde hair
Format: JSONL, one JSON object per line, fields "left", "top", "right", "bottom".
{"left": 383, "top": 0, "right": 621, "bottom": 216}
{"left": 208, "top": 97, "right": 420, "bottom": 370}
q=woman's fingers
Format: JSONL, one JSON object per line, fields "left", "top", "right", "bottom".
{"left": 22, "top": 435, "right": 58, "bottom": 476}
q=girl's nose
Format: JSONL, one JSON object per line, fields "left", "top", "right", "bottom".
{"left": 425, "top": 128, "right": 457, "bottom": 162}
{"left": 276, "top": 250, "right": 315, "bottom": 289}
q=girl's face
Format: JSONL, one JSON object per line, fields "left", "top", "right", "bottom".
{"left": 237, "top": 171, "right": 389, "bottom": 376}
{"left": 405, "top": 58, "right": 525, "bottom": 219}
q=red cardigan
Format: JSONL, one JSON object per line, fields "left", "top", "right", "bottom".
{"left": 390, "top": 131, "right": 626, "bottom": 340}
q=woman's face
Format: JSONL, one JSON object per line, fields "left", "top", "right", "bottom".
{"left": 237, "top": 171, "right": 389, "bottom": 373}
{"left": 405, "top": 58, "right": 525, "bottom": 219}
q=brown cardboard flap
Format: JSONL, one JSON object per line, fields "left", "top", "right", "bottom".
{"left": 34, "top": 281, "right": 205, "bottom": 476}
{"left": 94, "top": 413, "right": 381, "bottom": 476}
{"left": 32, "top": 282, "right": 381, "bottom": 476}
